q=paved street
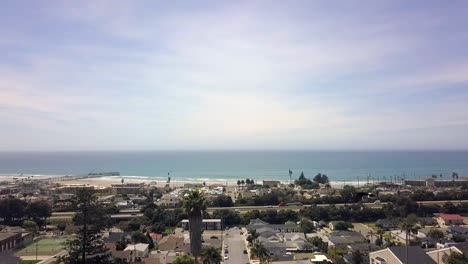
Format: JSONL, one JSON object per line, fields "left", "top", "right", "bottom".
{"left": 352, "top": 223, "right": 374, "bottom": 243}
{"left": 223, "top": 228, "right": 250, "bottom": 264}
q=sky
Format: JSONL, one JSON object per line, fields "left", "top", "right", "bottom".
{"left": 1, "top": 1, "right": 468, "bottom": 151}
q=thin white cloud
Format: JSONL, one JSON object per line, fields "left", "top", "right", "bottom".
{"left": 1, "top": 2, "right": 468, "bottom": 150}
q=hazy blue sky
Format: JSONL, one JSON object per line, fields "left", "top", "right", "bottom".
{"left": 1, "top": 1, "right": 468, "bottom": 151}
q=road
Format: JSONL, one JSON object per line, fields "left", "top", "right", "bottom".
{"left": 223, "top": 228, "right": 250, "bottom": 264}
{"left": 206, "top": 199, "right": 468, "bottom": 213}
{"left": 352, "top": 223, "right": 375, "bottom": 243}
{"left": 50, "top": 200, "right": 468, "bottom": 219}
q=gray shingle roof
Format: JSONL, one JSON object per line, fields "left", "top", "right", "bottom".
{"left": 388, "top": 246, "right": 436, "bottom": 264}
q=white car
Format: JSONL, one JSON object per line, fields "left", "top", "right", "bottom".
{"left": 224, "top": 256, "right": 229, "bottom": 260}
{"left": 224, "top": 244, "right": 228, "bottom": 248}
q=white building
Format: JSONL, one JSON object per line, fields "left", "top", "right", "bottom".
{"left": 124, "top": 243, "right": 149, "bottom": 261}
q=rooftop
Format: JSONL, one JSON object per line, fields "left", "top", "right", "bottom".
{"left": 439, "top": 214, "right": 464, "bottom": 221}
{"left": 373, "top": 246, "right": 436, "bottom": 264}
{"left": 0, "top": 233, "right": 19, "bottom": 241}
{"left": 181, "top": 219, "right": 221, "bottom": 223}
{"left": 124, "top": 243, "right": 149, "bottom": 252}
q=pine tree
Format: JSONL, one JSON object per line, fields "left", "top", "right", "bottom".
{"left": 60, "top": 188, "right": 113, "bottom": 264}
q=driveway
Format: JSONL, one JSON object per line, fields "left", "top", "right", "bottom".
{"left": 223, "top": 228, "right": 250, "bottom": 264}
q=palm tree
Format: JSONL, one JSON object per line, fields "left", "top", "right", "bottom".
{"left": 376, "top": 228, "right": 385, "bottom": 246}
{"left": 183, "top": 190, "right": 207, "bottom": 264}
{"left": 250, "top": 241, "right": 270, "bottom": 263}
{"left": 201, "top": 246, "right": 222, "bottom": 264}
{"left": 366, "top": 229, "right": 375, "bottom": 244}
{"left": 247, "top": 229, "right": 259, "bottom": 246}
{"left": 400, "top": 214, "right": 419, "bottom": 264}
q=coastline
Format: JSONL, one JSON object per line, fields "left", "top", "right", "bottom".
{"left": 0, "top": 173, "right": 370, "bottom": 189}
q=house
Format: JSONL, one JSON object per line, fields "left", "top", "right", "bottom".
{"left": 156, "top": 194, "right": 180, "bottom": 207}
{"left": 281, "top": 233, "right": 306, "bottom": 242}
{"left": 437, "top": 214, "right": 464, "bottom": 226}
{"left": 149, "top": 233, "right": 164, "bottom": 244}
{"left": 247, "top": 219, "right": 300, "bottom": 233}
{"left": 108, "top": 244, "right": 133, "bottom": 263}
{"left": 111, "top": 183, "right": 144, "bottom": 195}
{"left": 124, "top": 243, "right": 150, "bottom": 260}
{"left": 449, "top": 226, "right": 468, "bottom": 237}
{"left": 262, "top": 242, "right": 293, "bottom": 261}
{"left": 347, "top": 243, "right": 380, "bottom": 253}
{"left": 0, "top": 251, "right": 21, "bottom": 264}
{"left": 0, "top": 233, "right": 21, "bottom": 252}
{"left": 157, "top": 236, "right": 185, "bottom": 251}
{"left": 391, "top": 230, "right": 427, "bottom": 244}
{"left": 421, "top": 237, "right": 440, "bottom": 249}
{"left": 376, "top": 219, "right": 399, "bottom": 230}
{"left": 257, "top": 227, "right": 277, "bottom": 239}
{"left": 419, "top": 217, "right": 436, "bottom": 226}
{"left": 181, "top": 219, "right": 222, "bottom": 231}
{"left": 310, "top": 252, "right": 332, "bottom": 264}
{"left": 436, "top": 239, "right": 457, "bottom": 249}
{"left": 426, "top": 246, "right": 463, "bottom": 264}
{"left": 237, "top": 189, "right": 257, "bottom": 199}
{"left": 150, "top": 251, "right": 187, "bottom": 264}
{"left": 369, "top": 246, "right": 436, "bottom": 264}
{"left": 328, "top": 231, "right": 367, "bottom": 250}
{"left": 262, "top": 180, "right": 280, "bottom": 187}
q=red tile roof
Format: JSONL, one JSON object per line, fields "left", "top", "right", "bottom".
{"left": 150, "top": 233, "right": 163, "bottom": 242}
{"left": 439, "top": 214, "right": 464, "bottom": 221}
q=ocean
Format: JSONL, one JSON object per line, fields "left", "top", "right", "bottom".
{"left": 0, "top": 151, "right": 467, "bottom": 184}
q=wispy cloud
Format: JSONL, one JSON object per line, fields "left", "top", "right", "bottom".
{"left": 1, "top": 1, "right": 468, "bottom": 150}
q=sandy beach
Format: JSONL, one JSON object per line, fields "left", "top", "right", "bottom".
{"left": 1, "top": 173, "right": 355, "bottom": 189}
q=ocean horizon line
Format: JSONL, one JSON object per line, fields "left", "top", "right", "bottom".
{"left": 1, "top": 149, "right": 468, "bottom": 153}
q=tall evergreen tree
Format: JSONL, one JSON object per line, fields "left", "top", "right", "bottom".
{"left": 60, "top": 188, "right": 113, "bottom": 264}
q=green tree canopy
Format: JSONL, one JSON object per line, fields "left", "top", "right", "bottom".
{"left": 173, "top": 255, "right": 195, "bottom": 264}
{"left": 334, "top": 221, "right": 353, "bottom": 231}
{"left": 132, "top": 231, "right": 149, "bottom": 244}
{"left": 351, "top": 250, "right": 364, "bottom": 264}
{"left": 23, "top": 220, "right": 38, "bottom": 233}
{"left": 313, "top": 173, "right": 329, "bottom": 184}
{"left": 201, "top": 246, "right": 222, "bottom": 264}
{"left": 294, "top": 172, "right": 319, "bottom": 189}
{"left": 60, "top": 188, "right": 113, "bottom": 264}
{"left": 446, "top": 252, "right": 468, "bottom": 264}
{"left": 427, "top": 228, "right": 444, "bottom": 239}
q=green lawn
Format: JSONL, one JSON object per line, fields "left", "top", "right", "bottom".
{"left": 16, "top": 238, "right": 68, "bottom": 256}
{"left": 22, "top": 261, "right": 40, "bottom": 264}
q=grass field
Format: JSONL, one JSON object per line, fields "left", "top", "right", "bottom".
{"left": 16, "top": 238, "right": 68, "bottom": 256}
